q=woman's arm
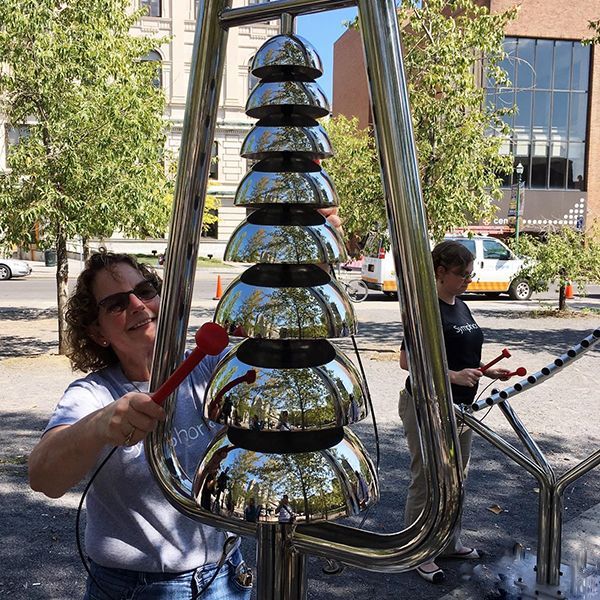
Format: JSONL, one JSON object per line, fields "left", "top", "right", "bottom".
{"left": 401, "top": 349, "right": 483, "bottom": 387}
{"left": 28, "top": 392, "right": 165, "bottom": 498}
{"left": 448, "top": 368, "right": 482, "bottom": 387}
{"left": 482, "top": 366, "right": 511, "bottom": 380}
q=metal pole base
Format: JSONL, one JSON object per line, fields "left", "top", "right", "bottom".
{"left": 256, "top": 523, "right": 307, "bottom": 600}
{"left": 496, "top": 548, "right": 600, "bottom": 599}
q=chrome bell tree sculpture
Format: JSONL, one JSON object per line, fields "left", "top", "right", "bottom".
{"left": 147, "top": 2, "right": 465, "bottom": 599}
{"left": 193, "top": 30, "right": 378, "bottom": 592}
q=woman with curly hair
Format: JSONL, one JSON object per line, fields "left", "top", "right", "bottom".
{"left": 28, "top": 249, "right": 251, "bottom": 600}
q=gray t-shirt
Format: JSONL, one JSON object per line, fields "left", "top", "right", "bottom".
{"left": 45, "top": 351, "right": 227, "bottom": 573}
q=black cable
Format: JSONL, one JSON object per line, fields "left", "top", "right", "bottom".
{"left": 76, "top": 446, "right": 118, "bottom": 600}
{"left": 470, "top": 379, "right": 498, "bottom": 424}
{"left": 327, "top": 267, "right": 380, "bottom": 472}
{"left": 350, "top": 334, "right": 380, "bottom": 531}
{"left": 351, "top": 334, "right": 380, "bottom": 473}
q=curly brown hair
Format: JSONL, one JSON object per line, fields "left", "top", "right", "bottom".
{"left": 65, "top": 249, "right": 162, "bottom": 373}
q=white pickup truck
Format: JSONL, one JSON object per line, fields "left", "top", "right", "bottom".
{"left": 360, "top": 234, "right": 532, "bottom": 300}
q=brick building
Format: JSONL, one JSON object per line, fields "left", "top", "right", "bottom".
{"left": 332, "top": 0, "right": 600, "bottom": 235}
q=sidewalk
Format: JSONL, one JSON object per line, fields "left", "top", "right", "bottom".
{"left": 25, "top": 257, "right": 248, "bottom": 279}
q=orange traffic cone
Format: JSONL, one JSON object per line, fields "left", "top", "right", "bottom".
{"left": 213, "top": 275, "right": 223, "bottom": 300}
{"left": 565, "top": 281, "right": 574, "bottom": 300}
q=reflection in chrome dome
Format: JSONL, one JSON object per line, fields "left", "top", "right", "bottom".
{"left": 214, "top": 265, "right": 357, "bottom": 339}
{"left": 241, "top": 118, "right": 333, "bottom": 161}
{"left": 192, "top": 428, "right": 378, "bottom": 524}
{"left": 205, "top": 339, "right": 367, "bottom": 430}
{"left": 251, "top": 34, "right": 323, "bottom": 80}
{"left": 246, "top": 81, "right": 330, "bottom": 120}
{"left": 224, "top": 213, "right": 346, "bottom": 265}
{"left": 235, "top": 161, "right": 338, "bottom": 208}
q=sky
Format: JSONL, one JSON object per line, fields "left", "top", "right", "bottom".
{"left": 296, "top": 7, "right": 358, "bottom": 101}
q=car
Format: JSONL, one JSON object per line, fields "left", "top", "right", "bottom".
{"left": 360, "top": 234, "right": 532, "bottom": 300}
{"left": 0, "top": 258, "right": 33, "bottom": 280}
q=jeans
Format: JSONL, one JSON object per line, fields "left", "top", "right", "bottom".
{"left": 84, "top": 550, "right": 252, "bottom": 600}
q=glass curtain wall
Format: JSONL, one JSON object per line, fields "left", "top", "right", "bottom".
{"left": 487, "top": 37, "right": 590, "bottom": 191}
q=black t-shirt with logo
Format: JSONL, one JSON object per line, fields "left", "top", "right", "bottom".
{"left": 404, "top": 298, "right": 484, "bottom": 404}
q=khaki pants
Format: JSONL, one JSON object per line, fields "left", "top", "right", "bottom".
{"left": 398, "top": 388, "right": 472, "bottom": 556}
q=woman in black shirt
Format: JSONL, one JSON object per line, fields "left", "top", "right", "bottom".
{"left": 399, "top": 240, "right": 512, "bottom": 583}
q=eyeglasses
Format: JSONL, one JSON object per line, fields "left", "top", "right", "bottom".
{"left": 451, "top": 270, "right": 476, "bottom": 281}
{"left": 98, "top": 280, "right": 158, "bottom": 314}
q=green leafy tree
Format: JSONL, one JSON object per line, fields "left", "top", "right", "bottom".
{"left": 509, "top": 227, "right": 600, "bottom": 311}
{"left": 585, "top": 18, "right": 600, "bottom": 44}
{"left": 397, "top": 0, "right": 517, "bottom": 241}
{"left": 0, "top": 0, "right": 170, "bottom": 353}
{"left": 323, "top": 116, "right": 386, "bottom": 256}
{"left": 334, "top": 1, "right": 517, "bottom": 245}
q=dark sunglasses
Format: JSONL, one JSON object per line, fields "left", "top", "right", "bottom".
{"left": 451, "top": 269, "right": 476, "bottom": 281}
{"left": 98, "top": 280, "right": 158, "bottom": 314}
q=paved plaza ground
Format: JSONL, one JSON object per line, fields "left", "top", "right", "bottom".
{"left": 1, "top": 260, "right": 599, "bottom": 599}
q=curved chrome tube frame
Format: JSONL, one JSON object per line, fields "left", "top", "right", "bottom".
{"left": 147, "top": 0, "right": 463, "bottom": 595}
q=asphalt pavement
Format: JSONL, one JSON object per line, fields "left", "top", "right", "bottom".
{"left": 1, "top": 260, "right": 600, "bottom": 599}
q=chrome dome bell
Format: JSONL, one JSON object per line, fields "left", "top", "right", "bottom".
{"left": 204, "top": 338, "right": 367, "bottom": 431}
{"left": 241, "top": 115, "right": 333, "bottom": 161}
{"left": 224, "top": 206, "right": 347, "bottom": 264}
{"left": 246, "top": 80, "right": 330, "bottom": 120}
{"left": 192, "top": 428, "right": 377, "bottom": 524}
{"left": 214, "top": 264, "right": 357, "bottom": 339}
{"left": 235, "top": 158, "right": 338, "bottom": 208}
{"left": 251, "top": 34, "right": 323, "bottom": 80}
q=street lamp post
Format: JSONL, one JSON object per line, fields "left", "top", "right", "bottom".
{"left": 515, "top": 162, "right": 524, "bottom": 253}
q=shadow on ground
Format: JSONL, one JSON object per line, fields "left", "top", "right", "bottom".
{"left": 4, "top": 406, "right": 599, "bottom": 600}
{"left": 0, "top": 336, "right": 57, "bottom": 358}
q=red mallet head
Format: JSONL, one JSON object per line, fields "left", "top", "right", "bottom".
{"left": 480, "top": 348, "right": 513, "bottom": 373}
{"left": 195, "top": 322, "right": 229, "bottom": 355}
{"left": 507, "top": 367, "right": 527, "bottom": 378}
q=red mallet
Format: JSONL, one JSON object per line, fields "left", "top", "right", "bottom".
{"left": 479, "top": 348, "right": 511, "bottom": 373}
{"left": 151, "top": 322, "right": 229, "bottom": 406}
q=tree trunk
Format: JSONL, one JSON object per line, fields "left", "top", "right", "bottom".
{"left": 558, "top": 284, "right": 566, "bottom": 312}
{"left": 56, "top": 233, "right": 70, "bottom": 355}
{"left": 82, "top": 237, "right": 90, "bottom": 261}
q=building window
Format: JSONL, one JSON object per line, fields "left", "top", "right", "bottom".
{"left": 141, "top": 0, "right": 161, "bottom": 17}
{"left": 141, "top": 50, "right": 163, "bottom": 90}
{"left": 5, "top": 125, "right": 32, "bottom": 161}
{"left": 5, "top": 125, "right": 31, "bottom": 147}
{"left": 487, "top": 37, "right": 590, "bottom": 191}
